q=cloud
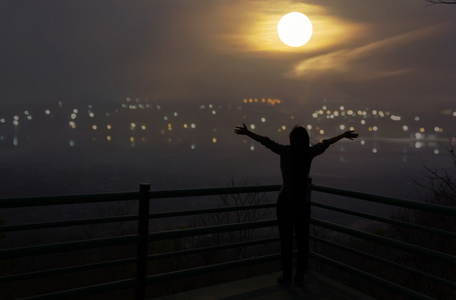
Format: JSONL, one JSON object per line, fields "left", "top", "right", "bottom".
{"left": 287, "top": 22, "right": 449, "bottom": 82}
{"left": 206, "top": 0, "right": 362, "bottom": 56}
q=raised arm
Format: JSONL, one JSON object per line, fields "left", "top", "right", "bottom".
{"left": 234, "top": 123, "right": 268, "bottom": 144}
{"left": 326, "top": 130, "right": 359, "bottom": 145}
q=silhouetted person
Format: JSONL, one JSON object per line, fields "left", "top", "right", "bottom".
{"left": 234, "top": 123, "right": 358, "bottom": 286}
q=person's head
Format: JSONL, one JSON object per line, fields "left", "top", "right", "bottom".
{"left": 289, "top": 125, "right": 310, "bottom": 149}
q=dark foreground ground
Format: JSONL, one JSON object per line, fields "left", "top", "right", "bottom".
{"left": 155, "top": 270, "right": 374, "bottom": 300}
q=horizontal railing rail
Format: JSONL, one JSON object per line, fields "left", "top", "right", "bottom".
{"left": 311, "top": 201, "right": 456, "bottom": 239}
{"left": 18, "top": 279, "right": 139, "bottom": 300}
{"left": 0, "top": 191, "right": 140, "bottom": 208}
{"left": 0, "top": 215, "right": 140, "bottom": 233}
{"left": 148, "top": 237, "right": 281, "bottom": 261}
{"left": 147, "top": 184, "right": 281, "bottom": 199}
{"left": 0, "top": 257, "right": 138, "bottom": 285}
{"left": 310, "top": 236, "right": 456, "bottom": 291}
{"left": 147, "top": 219, "right": 277, "bottom": 241}
{"left": 310, "top": 218, "right": 456, "bottom": 264}
{"left": 146, "top": 253, "right": 282, "bottom": 285}
{"left": 308, "top": 252, "right": 434, "bottom": 300}
{"left": 0, "top": 182, "right": 454, "bottom": 300}
{"left": 0, "top": 235, "right": 140, "bottom": 260}
{"left": 311, "top": 183, "right": 456, "bottom": 216}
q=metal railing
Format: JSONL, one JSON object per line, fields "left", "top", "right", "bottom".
{"left": 0, "top": 182, "right": 455, "bottom": 299}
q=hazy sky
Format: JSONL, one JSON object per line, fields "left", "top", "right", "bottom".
{"left": 1, "top": 0, "right": 455, "bottom": 114}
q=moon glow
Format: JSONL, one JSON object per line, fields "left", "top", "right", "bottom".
{"left": 278, "top": 12, "right": 313, "bottom": 47}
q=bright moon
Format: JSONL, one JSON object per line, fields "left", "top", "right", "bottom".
{"left": 278, "top": 12, "right": 313, "bottom": 47}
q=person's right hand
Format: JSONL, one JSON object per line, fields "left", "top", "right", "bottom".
{"left": 234, "top": 123, "right": 249, "bottom": 135}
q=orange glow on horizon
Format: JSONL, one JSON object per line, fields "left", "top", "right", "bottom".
{"left": 213, "top": 2, "right": 363, "bottom": 55}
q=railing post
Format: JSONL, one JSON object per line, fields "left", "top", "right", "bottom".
{"left": 136, "top": 183, "right": 150, "bottom": 300}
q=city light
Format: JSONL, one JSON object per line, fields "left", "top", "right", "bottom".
{"left": 1, "top": 98, "right": 450, "bottom": 157}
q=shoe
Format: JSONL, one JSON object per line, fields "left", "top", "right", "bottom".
{"left": 277, "top": 276, "right": 292, "bottom": 285}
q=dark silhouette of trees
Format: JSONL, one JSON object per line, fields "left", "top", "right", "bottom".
{"left": 387, "top": 138, "right": 456, "bottom": 299}
{"left": 193, "top": 178, "right": 274, "bottom": 263}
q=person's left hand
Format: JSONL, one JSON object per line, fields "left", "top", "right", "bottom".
{"left": 234, "top": 123, "right": 249, "bottom": 135}
{"left": 344, "top": 131, "right": 359, "bottom": 140}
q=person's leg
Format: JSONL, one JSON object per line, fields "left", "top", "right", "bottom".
{"left": 294, "top": 202, "right": 310, "bottom": 284}
{"left": 277, "top": 194, "right": 293, "bottom": 282}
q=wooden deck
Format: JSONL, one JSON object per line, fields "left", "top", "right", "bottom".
{"left": 155, "top": 271, "right": 374, "bottom": 300}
